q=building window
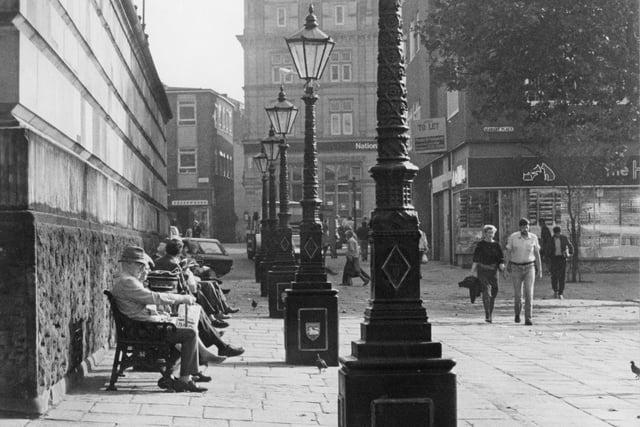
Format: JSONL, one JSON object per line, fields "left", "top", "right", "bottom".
{"left": 335, "top": 5, "right": 344, "bottom": 25}
{"left": 178, "top": 149, "right": 197, "bottom": 174}
{"left": 178, "top": 101, "right": 196, "bottom": 126}
{"left": 277, "top": 7, "right": 286, "bottom": 27}
{"left": 447, "top": 90, "right": 459, "bottom": 119}
{"left": 271, "top": 53, "right": 294, "bottom": 84}
{"left": 342, "top": 64, "right": 351, "bottom": 81}
{"left": 329, "top": 99, "right": 353, "bottom": 135}
{"left": 328, "top": 50, "right": 353, "bottom": 82}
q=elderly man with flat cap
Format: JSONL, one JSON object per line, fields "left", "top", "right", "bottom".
{"left": 505, "top": 218, "right": 542, "bottom": 325}
{"left": 112, "top": 245, "right": 225, "bottom": 392}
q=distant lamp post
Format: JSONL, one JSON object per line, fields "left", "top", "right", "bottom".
{"left": 338, "top": 2, "right": 456, "bottom": 426}
{"left": 283, "top": 5, "right": 339, "bottom": 367}
{"left": 350, "top": 177, "right": 358, "bottom": 231}
{"left": 257, "top": 127, "right": 280, "bottom": 297}
{"left": 253, "top": 150, "right": 269, "bottom": 285}
{"left": 265, "top": 87, "right": 299, "bottom": 318}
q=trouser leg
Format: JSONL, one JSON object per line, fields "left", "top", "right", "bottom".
{"left": 550, "top": 257, "right": 560, "bottom": 292}
{"left": 167, "top": 327, "right": 198, "bottom": 377}
{"left": 512, "top": 270, "right": 523, "bottom": 316}
{"left": 523, "top": 267, "right": 535, "bottom": 321}
{"left": 341, "top": 260, "right": 351, "bottom": 285}
{"left": 198, "top": 312, "right": 225, "bottom": 349}
{"left": 557, "top": 258, "right": 566, "bottom": 295}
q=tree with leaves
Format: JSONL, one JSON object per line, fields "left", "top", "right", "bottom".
{"left": 419, "top": 0, "right": 639, "bottom": 281}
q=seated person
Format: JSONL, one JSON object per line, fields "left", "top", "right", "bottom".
{"left": 154, "top": 240, "right": 244, "bottom": 357}
{"left": 111, "top": 245, "right": 227, "bottom": 392}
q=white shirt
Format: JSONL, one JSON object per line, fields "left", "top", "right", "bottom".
{"left": 506, "top": 231, "right": 540, "bottom": 263}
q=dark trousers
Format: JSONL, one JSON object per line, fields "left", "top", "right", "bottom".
{"left": 550, "top": 256, "right": 567, "bottom": 295}
{"left": 198, "top": 311, "right": 225, "bottom": 349}
{"left": 478, "top": 267, "right": 498, "bottom": 320}
{"left": 359, "top": 240, "right": 368, "bottom": 261}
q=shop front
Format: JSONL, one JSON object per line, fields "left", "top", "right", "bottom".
{"left": 452, "top": 156, "right": 640, "bottom": 271}
{"left": 169, "top": 196, "right": 212, "bottom": 238}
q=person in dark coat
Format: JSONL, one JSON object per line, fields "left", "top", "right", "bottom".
{"left": 538, "top": 218, "right": 552, "bottom": 270}
{"left": 470, "top": 224, "right": 506, "bottom": 323}
{"left": 549, "top": 226, "right": 574, "bottom": 299}
{"left": 355, "top": 218, "right": 370, "bottom": 261}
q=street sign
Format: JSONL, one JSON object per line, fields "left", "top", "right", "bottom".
{"left": 412, "top": 118, "right": 446, "bottom": 154}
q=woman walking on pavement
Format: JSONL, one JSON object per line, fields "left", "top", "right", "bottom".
{"left": 341, "top": 230, "right": 371, "bottom": 286}
{"left": 470, "top": 224, "right": 506, "bottom": 323}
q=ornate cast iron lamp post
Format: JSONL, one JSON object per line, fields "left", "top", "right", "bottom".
{"left": 337, "top": 2, "right": 456, "bottom": 426}
{"left": 253, "top": 150, "right": 269, "bottom": 285}
{"left": 258, "top": 127, "right": 280, "bottom": 296}
{"left": 265, "top": 87, "right": 299, "bottom": 318}
{"left": 282, "top": 5, "right": 339, "bottom": 365}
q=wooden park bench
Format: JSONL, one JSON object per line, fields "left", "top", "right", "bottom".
{"left": 103, "top": 290, "right": 180, "bottom": 390}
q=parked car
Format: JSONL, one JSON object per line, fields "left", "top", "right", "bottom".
{"left": 182, "top": 238, "right": 233, "bottom": 278}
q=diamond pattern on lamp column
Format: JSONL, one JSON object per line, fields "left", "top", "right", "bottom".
{"left": 381, "top": 245, "right": 411, "bottom": 290}
{"left": 303, "top": 237, "right": 320, "bottom": 259}
{"left": 279, "top": 236, "right": 291, "bottom": 252}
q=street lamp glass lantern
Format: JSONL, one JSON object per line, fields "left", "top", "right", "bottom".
{"left": 285, "top": 5, "right": 335, "bottom": 81}
{"left": 265, "top": 86, "right": 298, "bottom": 135}
{"left": 261, "top": 127, "right": 281, "bottom": 162}
{"left": 253, "top": 152, "right": 268, "bottom": 174}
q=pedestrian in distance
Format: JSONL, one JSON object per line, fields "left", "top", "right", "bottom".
{"left": 355, "top": 218, "right": 370, "bottom": 262}
{"left": 538, "top": 218, "right": 552, "bottom": 273}
{"left": 505, "top": 218, "right": 542, "bottom": 326}
{"left": 549, "top": 226, "right": 574, "bottom": 299}
{"left": 418, "top": 229, "right": 430, "bottom": 279}
{"left": 470, "top": 225, "right": 506, "bottom": 323}
{"left": 341, "top": 230, "right": 371, "bottom": 286}
{"left": 192, "top": 220, "right": 202, "bottom": 238}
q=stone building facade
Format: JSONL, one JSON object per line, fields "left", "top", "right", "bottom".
{"left": 165, "top": 87, "right": 238, "bottom": 242}
{"left": 239, "top": 0, "right": 379, "bottom": 229}
{"left": 0, "top": 0, "right": 171, "bottom": 413}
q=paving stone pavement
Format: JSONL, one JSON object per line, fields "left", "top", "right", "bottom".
{"left": 1, "top": 249, "right": 638, "bottom": 426}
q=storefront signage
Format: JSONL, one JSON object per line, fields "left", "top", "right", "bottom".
{"left": 482, "top": 126, "right": 514, "bottom": 133}
{"left": 171, "top": 200, "right": 208, "bottom": 206}
{"left": 245, "top": 140, "right": 377, "bottom": 154}
{"left": 432, "top": 171, "right": 451, "bottom": 192}
{"left": 412, "top": 118, "right": 446, "bottom": 153}
{"left": 468, "top": 156, "right": 640, "bottom": 188}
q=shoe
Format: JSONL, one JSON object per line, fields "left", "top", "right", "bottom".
{"left": 172, "top": 379, "right": 207, "bottom": 392}
{"left": 217, "top": 313, "right": 231, "bottom": 320}
{"left": 210, "top": 318, "right": 229, "bottom": 329}
{"left": 553, "top": 291, "right": 558, "bottom": 299}
{"left": 515, "top": 314, "right": 521, "bottom": 323}
{"left": 485, "top": 318, "right": 492, "bottom": 323}
{"left": 225, "top": 307, "right": 240, "bottom": 314}
{"left": 221, "top": 288, "right": 231, "bottom": 295}
{"left": 218, "top": 345, "right": 245, "bottom": 357}
{"left": 219, "top": 330, "right": 225, "bottom": 337}
{"left": 192, "top": 371, "right": 212, "bottom": 382}
{"left": 558, "top": 294, "right": 563, "bottom": 300}
{"left": 362, "top": 279, "right": 370, "bottom": 287}
{"left": 525, "top": 320, "right": 533, "bottom": 326}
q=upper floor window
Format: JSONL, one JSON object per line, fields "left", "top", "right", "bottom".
{"left": 277, "top": 7, "right": 286, "bottom": 27}
{"left": 335, "top": 5, "right": 345, "bottom": 25}
{"left": 328, "top": 50, "right": 352, "bottom": 82}
{"left": 178, "top": 148, "right": 197, "bottom": 174}
{"left": 329, "top": 99, "right": 353, "bottom": 136}
{"left": 178, "top": 101, "right": 196, "bottom": 126}
{"left": 271, "top": 53, "right": 294, "bottom": 84}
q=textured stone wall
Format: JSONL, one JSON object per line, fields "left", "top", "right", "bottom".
{"left": 34, "top": 216, "right": 142, "bottom": 395}
{"left": 0, "top": 210, "right": 160, "bottom": 412}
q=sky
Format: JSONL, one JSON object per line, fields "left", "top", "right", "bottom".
{"left": 134, "top": 0, "right": 245, "bottom": 102}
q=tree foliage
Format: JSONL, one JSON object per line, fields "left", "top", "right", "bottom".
{"left": 418, "top": 0, "right": 639, "bottom": 160}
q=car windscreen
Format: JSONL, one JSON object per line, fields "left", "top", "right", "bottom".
{"left": 194, "top": 241, "right": 225, "bottom": 255}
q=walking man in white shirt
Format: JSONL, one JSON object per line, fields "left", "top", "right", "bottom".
{"left": 505, "top": 218, "right": 542, "bottom": 325}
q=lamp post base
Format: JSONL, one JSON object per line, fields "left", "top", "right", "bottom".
{"left": 267, "top": 264, "right": 297, "bottom": 318}
{"left": 338, "top": 357, "right": 457, "bottom": 427}
{"left": 254, "top": 253, "right": 263, "bottom": 283}
{"left": 259, "top": 259, "right": 275, "bottom": 297}
{"left": 284, "top": 282, "right": 338, "bottom": 366}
